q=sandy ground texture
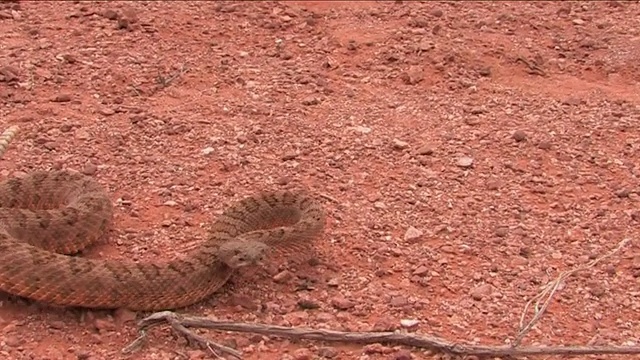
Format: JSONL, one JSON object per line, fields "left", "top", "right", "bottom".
{"left": 1, "top": 1, "right": 640, "bottom": 359}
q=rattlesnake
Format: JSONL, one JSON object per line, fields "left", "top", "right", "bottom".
{"left": 0, "top": 126, "right": 325, "bottom": 311}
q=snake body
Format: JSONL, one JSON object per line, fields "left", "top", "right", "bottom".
{"left": 0, "top": 126, "right": 325, "bottom": 310}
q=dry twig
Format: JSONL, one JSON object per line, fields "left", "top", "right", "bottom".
{"left": 125, "top": 311, "right": 640, "bottom": 359}
{"left": 515, "top": 238, "right": 631, "bottom": 346}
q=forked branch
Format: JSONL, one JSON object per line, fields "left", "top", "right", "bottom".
{"left": 124, "top": 311, "right": 640, "bottom": 359}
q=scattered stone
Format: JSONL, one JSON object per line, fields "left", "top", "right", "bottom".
{"left": 163, "top": 200, "right": 178, "bottom": 207}
{"left": 318, "top": 346, "right": 339, "bottom": 358}
{"left": 352, "top": 125, "right": 372, "bottom": 134}
{"left": 412, "top": 266, "right": 429, "bottom": 276}
{"left": 494, "top": 227, "right": 508, "bottom": 237}
{"left": 400, "top": 319, "right": 420, "bottom": 329}
{"left": 98, "top": 108, "right": 116, "bottom": 116}
{"left": 81, "top": 163, "right": 97, "bottom": 176}
{"left": 103, "top": 9, "right": 119, "bottom": 20}
{"left": 302, "top": 96, "right": 320, "bottom": 106}
{"left": 297, "top": 298, "right": 320, "bottom": 310}
{"left": 400, "top": 67, "right": 423, "bottom": 85}
{"left": 372, "top": 317, "right": 399, "bottom": 331}
{"left": 114, "top": 308, "right": 137, "bottom": 324}
{"left": 373, "top": 201, "right": 387, "bottom": 209}
{"left": 456, "top": 156, "right": 474, "bottom": 168}
{"left": 392, "top": 138, "right": 409, "bottom": 150}
{"left": 415, "top": 144, "right": 434, "bottom": 155}
{"left": 363, "top": 343, "right": 393, "bottom": 354}
{"left": 470, "top": 284, "right": 492, "bottom": 301}
{"left": 404, "top": 226, "right": 423, "bottom": 243}
{"left": 282, "top": 151, "right": 298, "bottom": 161}
{"left": 389, "top": 296, "right": 408, "bottom": 307}
{"left": 292, "top": 348, "right": 313, "bottom": 360}
{"left": 615, "top": 188, "right": 631, "bottom": 198}
{"left": 330, "top": 296, "right": 355, "bottom": 310}
{"left": 52, "top": 93, "right": 72, "bottom": 102}
{"left": 75, "top": 129, "right": 90, "bottom": 140}
{"left": 512, "top": 130, "right": 527, "bottom": 142}
{"left": 537, "top": 140, "right": 552, "bottom": 150}
{"left": 392, "top": 350, "right": 414, "bottom": 360}
{"left": 273, "top": 270, "right": 293, "bottom": 283}
{"left": 201, "top": 147, "right": 215, "bottom": 155}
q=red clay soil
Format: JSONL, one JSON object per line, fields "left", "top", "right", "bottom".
{"left": 1, "top": 1, "right": 639, "bottom": 359}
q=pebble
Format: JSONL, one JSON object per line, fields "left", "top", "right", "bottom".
{"left": 512, "top": 130, "right": 527, "bottom": 142}
{"left": 389, "top": 296, "right": 408, "bottom": 307}
{"left": 273, "top": 270, "right": 293, "bottom": 283}
{"left": 52, "top": 93, "right": 71, "bottom": 102}
{"left": 392, "top": 350, "right": 414, "bottom": 360}
{"left": 392, "top": 138, "right": 409, "bottom": 150}
{"left": 412, "top": 265, "right": 429, "bottom": 276}
{"left": 318, "top": 346, "right": 339, "bottom": 358}
{"left": 201, "top": 147, "right": 215, "bottom": 155}
{"left": 330, "top": 296, "right": 355, "bottom": 310}
{"left": 470, "top": 284, "right": 492, "bottom": 301}
{"left": 415, "top": 144, "right": 434, "bottom": 155}
{"left": 81, "top": 163, "right": 97, "bottom": 175}
{"left": 403, "top": 226, "right": 423, "bottom": 243}
{"left": 494, "top": 227, "right": 508, "bottom": 237}
{"left": 400, "top": 319, "right": 420, "bottom": 329}
{"left": 457, "top": 156, "right": 474, "bottom": 168}
{"left": 292, "top": 348, "right": 313, "bottom": 360}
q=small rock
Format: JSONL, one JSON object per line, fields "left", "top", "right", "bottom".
{"left": 282, "top": 151, "right": 298, "bottom": 161}
{"left": 400, "top": 319, "right": 420, "bottom": 329}
{"left": 512, "top": 130, "right": 527, "bottom": 142}
{"left": 273, "top": 270, "right": 293, "bottom": 283}
{"left": 352, "top": 125, "right": 371, "bottom": 134}
{"left": 93, "top": 318, "right": 115, "bottom": 332}
{"left": 415, "top": 144, "right": 434, "bottom": 155}
{"left": 160, "top": 219, "right": 172, "bottom": 227}
{"left": 537, "top": 140, "right": 552, "bottom": 150}
{"left": 318, "top": 346, "right": 339, "bottom": 358}
{"left": 49, "top": 320, "right": 65, "bottom": 330}
{"left": 412, "top": 266, "right": 429, "bottom": 276}
{"left": 392, "top": 350, "right": 414, "bottom": 360}
{"left": 430, "top": 9, "right": 443, "bottom": 17}
{"left": 572, "top": 18, "right": 585, "bottom": 25}
{"left": 400, "top": 67, "right": 423, "bottom": 85}
{"left": 373, "top": 201, "right": 387, "bottom": 209}
{"left": 392, "top": 138, "right": 409, "bottom": 150}
{"left": 389, "top": 296, "right": 408, "bottom": 307}
{"left": 163, "top": 200, "right": 178, "bottom": 207}
{"left": 292, "top": 348, "right": 313, "bottom": 360}
{"left": 330, "top": 296, "right": 355, "bottom": 310}
{"left": 52, "top": 94, "right": 72, "bottom": 102}
{"left": 363, "top": 343, "right": 392, "bottom": 354}
{"left": 98, "top": 108, "right": 116, "bottom": 116}
{"left": 470, "top": 284, "right": 492, "bottom": 301}
{"left": 81, "top": 163, "right": 97, "bottom": 175}
{"left": 297, "top": 299, "right": 320, "bottom": 310}
{"left": 494, "top": 227, "right": 508, "bottom": 237}
{"left": 372, "top": 317, "right": 399, "bottom": 331}
{"left": 301, "top": 96, "right": 320, "bottom": 106}
{"left": 456, "top": 156, "right": 474, "bottom": 168}
{"left": 615, "top": 188, "right": 631, "bottom": 198}
{"left": 201, "top": 147, "right": 215, "bottom": 155}
{"left": 103, "top": 9, "right": 119, "bottom": 20}
{"left": 403, "top": 226, "right": 423, "bottom": 243}
{"left": 114, "top": 308, "right": 137, "bottom": 324}
{"left": 75, "top": 129, "right": 90, "bottom": 140}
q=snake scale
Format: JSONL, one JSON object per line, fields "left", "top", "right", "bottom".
{"left": 0, "top": 126, "right": 325, "bottom": 311}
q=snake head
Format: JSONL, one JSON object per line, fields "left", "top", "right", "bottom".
{"left": 218, "top": 240, "right": 269, "bottom": 269}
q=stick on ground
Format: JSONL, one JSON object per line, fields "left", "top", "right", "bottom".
{"left": 124, "top": 311, "right": 640, "bottom": 359}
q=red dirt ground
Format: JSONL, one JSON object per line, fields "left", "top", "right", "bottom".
{"left": 1, "top": 1, "right": 640, "bottom": 359}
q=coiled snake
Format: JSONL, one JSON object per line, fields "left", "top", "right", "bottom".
{"left": 0, "top": 126, "right": 325, "bottom": 310}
